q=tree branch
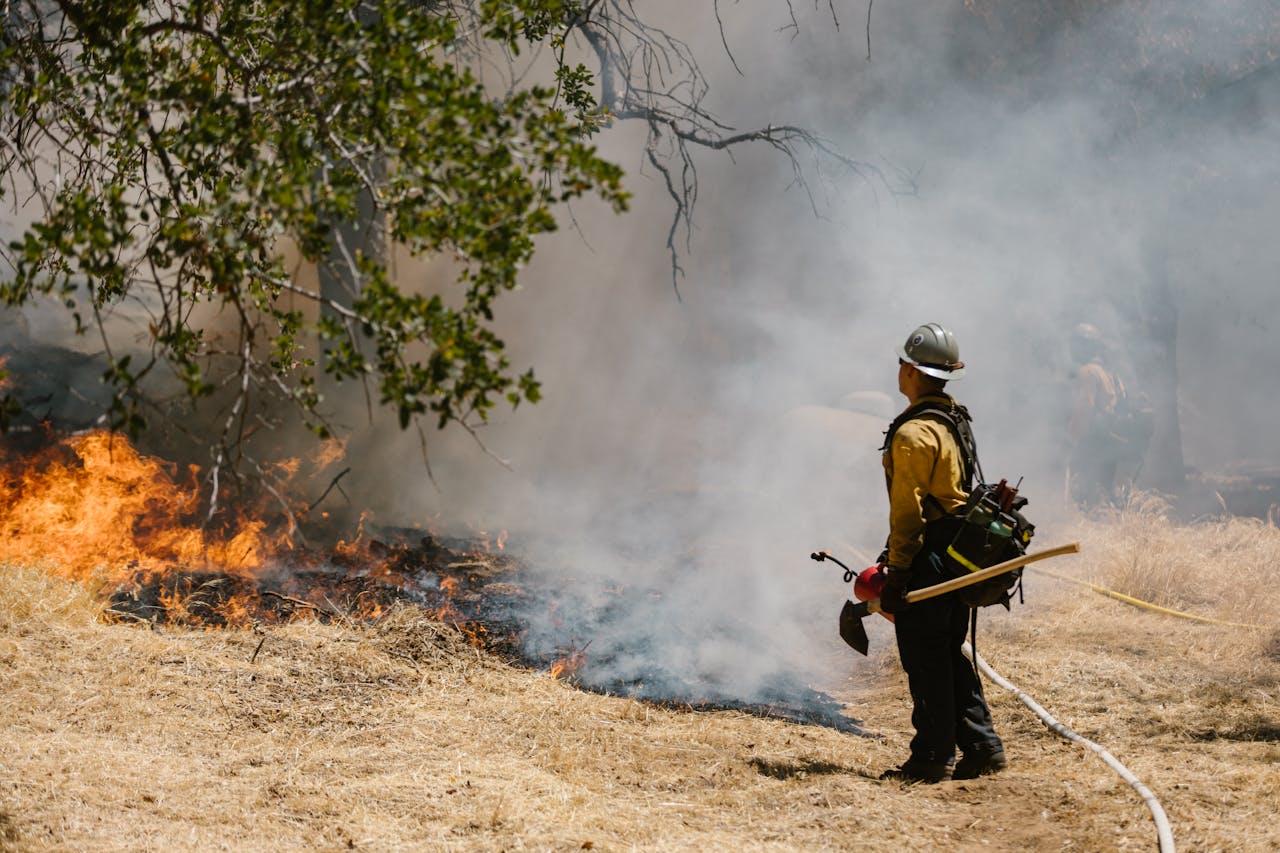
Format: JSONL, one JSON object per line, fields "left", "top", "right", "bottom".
{"left": 574, "top": 3, "right": 884, "bottom": 292}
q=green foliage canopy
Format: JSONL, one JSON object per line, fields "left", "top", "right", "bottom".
{"left": 1, "top": 0, "right": 626, "bottom": 444}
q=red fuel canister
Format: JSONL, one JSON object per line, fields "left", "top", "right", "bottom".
{"left": 853, "top": 566, "right": 895, "bottom": 623}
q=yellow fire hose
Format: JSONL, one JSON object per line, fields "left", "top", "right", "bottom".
{"left": 1026, "top": 565, "right": 1269, "bottom": 630}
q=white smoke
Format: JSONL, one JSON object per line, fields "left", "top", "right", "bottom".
{"left": 320, "top": 1, "right": 1280, "bottom": 707}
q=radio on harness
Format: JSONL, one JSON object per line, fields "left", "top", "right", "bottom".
{"left": 934, "top": 478, "right": 1034, "bottom": 608}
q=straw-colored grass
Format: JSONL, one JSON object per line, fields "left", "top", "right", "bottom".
{"left": 2, "top": 506, "right": 1278, "bottom": 851}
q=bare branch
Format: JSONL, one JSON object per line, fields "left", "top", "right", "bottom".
{"left": 645, "top": 144, "right": 684, "bottom": 300}
{"left": 306, "top": 467, "right": 351, "bottom": 514}
{"left": 455, "top": 418, "right": 513, "bottom": 472}
{"left": 573, "top": 2, "right": 882, "bottom": 292}
{"left": 866, "top": 0, "right": 873, "bottom": 61}
{"left": 712, "top": 0, "right": 743, "bottom": 76}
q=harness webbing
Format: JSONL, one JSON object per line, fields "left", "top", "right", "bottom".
{"left": 880, "top": 397, "right": 985, "bottom": 489}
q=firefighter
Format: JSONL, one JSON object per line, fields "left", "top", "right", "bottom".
{"left": 877, "top": 323, "right": 1005, "bottom": 784}
{"left": 1066, "top": 323, "right": 1148, "bottom": 507}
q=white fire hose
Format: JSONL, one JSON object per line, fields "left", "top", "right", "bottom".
{"left": 964, "top": 643, "right": 1176, "bottom": 853}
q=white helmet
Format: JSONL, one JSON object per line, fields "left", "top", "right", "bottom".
{"left": 896, "top": 322, "right": 966, "bottom": 380}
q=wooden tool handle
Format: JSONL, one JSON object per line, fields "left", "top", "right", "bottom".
{"left": 903, "top": 542, "right": 1080, "bottom": 603}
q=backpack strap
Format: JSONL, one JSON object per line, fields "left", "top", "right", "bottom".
{"left": 880, "top": 398, "right": 984, "bottom": 489}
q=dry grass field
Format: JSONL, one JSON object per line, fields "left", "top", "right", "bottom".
{"left": 2, "top": 504, "right": 1278, "bottom": 852}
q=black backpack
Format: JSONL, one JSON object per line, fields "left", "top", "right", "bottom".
{"left": 882, "top": 400, "right": 1035, "bottom": 609}
{"left": 1089, "top": 375, "right": 1155, "bottom": 468}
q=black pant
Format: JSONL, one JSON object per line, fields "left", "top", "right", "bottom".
{"left": 893, "top": 547, "right": 1003, "bottom": 765}
{"left": 1070, "top": 445, "right": 1120, "bottom": 508}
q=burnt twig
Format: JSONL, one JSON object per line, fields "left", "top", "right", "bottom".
{"left": 261, "top": 590, "right": 341, "bottom": 620}
{"left": 249, "top": 634, "right": 268, "bottom": 664}
{"left": 306, "top": 466, "right": 352, "bottom": 513}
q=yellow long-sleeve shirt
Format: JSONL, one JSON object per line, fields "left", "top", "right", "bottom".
{"left": 1068, "top": 360, "right": 1123, "bottom": 445}
{"left": 882, "top": 396, "right": 970, "bottom": 569}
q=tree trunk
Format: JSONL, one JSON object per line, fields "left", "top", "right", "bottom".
{"left": 317, "top": 163, "right": 386, "bottom": 425}
{"left": 1136, "top": 241, "right": 1186, "bottom": 493}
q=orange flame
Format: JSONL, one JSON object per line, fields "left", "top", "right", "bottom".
{"left": 311, "top": 437, "right": 348, "bottom": 469}
{"left": 334, "top": 512, "right": 372, "bottom": 559}
{"left": 550, "top": 647, "right": 588, "bottom": 680}
{"left": 0, "top": 431, "right": 273, "bottom": 584}
{"left": 466, "top": 521, "right": 508, "bottom": 554}
{"left": 2, "top": 430, "right": 510, "bottom": 636}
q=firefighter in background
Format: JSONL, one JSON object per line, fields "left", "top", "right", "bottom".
{"left": 1066, "top": 323, "right": 1151, "bottom": 507}
{"left": 877, "top": 323, "right": 1005, "bottom": 784}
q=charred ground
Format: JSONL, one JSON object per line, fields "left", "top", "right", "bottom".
{"left": 99, "top": 527, "right": 866, "bottom": 734}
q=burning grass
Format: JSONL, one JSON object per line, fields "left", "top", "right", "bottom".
{"left": 0, "top": 430, "right": 870, "bottom": 732}
{"left": 0, "top": 430, "right": 276, "bottom": 583}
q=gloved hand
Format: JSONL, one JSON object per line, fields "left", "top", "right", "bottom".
{"left": 879, "top": 568, "right": 911, "bottom": 614}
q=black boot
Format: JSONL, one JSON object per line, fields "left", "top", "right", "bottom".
{"left": 953, "top": 749, "right": 1007, "bottom": 780}
{"left": 879, "top": 759, "right": 953, "bottom": 784}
